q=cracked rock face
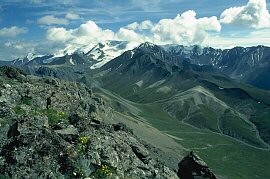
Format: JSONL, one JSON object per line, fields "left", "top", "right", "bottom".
{"left": 0, "top": 66, "right": 178, "bottom": 178}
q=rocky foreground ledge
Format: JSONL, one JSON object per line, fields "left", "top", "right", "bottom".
{"left": 0, "top": 66, "right": 178, "bottom": 178}
{"left": 0, "top": 66, "right": 216, "bottom": 178}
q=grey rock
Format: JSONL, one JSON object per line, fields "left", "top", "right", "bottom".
{"left": 55, "top": 125, "right": 79, "bottom": 135}
{"left": 0, "top": 67, "right": 179, "bottom": 179}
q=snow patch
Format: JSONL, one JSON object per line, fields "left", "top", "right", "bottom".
{"left": 89, "top": 41, "right": 138, "bottom": 69}
{"left": 26, "top": 53, "right": 43, "bottom": 61}
{"left": 70, "top": 57, "right": 75, "bottom": 65}
{"left": 135, "top": 80, "right": 143, "bottom": 88}
{"left": 156, "top": 86, "right": 171, "bottom": 93}
{"left": 130, "top": 51, "right": 135, "bottom": 59}
{"left": 43, "top": 56, "right": 56, "bottom": 64}
{"left": 147, "top": 79, "right": 166, "bottom": 88}
{"left": 115, "top": 64, "right": 122, "bottom": 70}
{"left": 54, "top": 45, "right": 79, "bottom": 57}
{"left": 178, "top": 86, "right": 229, "bottom": 109}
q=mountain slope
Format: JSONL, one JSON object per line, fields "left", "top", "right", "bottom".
{"left": 92, "top": 80, "right": 270, "bottom": 179}
{"left": 1, "top": 41, "right": 270, "bottom": 178}
{"left": 0, "top": 66, "right": 179, "bottom": 178}
{"left": 163, "top": 45, "right": 270, "bottom": 90}
{"left": 96, "top": 43, "right": 270, "bottom": 149}
{"left": 2, "top": 41, "right": 269, "bottom": 90}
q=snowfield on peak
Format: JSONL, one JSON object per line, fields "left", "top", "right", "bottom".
{"left": 18, "top": 41, "right": 139, "bottom": 68}
{"left": 26, "top": 53, "right": 43, "bottom": 61}
{"left": 88, "top": 41, "right": 139, "bottom": 69}
{"left": 47, "top": 40, "right": 139, "bottom": 69}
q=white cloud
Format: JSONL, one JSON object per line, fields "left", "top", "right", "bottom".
{"left": 46, "top": 27, "right": 73, "bottom": 42}
{"left": 116, "top": 28, "right": 143, "bottom": 42}
{"left": 37, "top": 15, "right": 68, "bottom": 25}
{"left": 220, "top": 0, "right": 270, "bottom": 29}
{"left": 73, "top": 21, "right": 115, "bottom": 44}
{"left": 4, "top": 41, "right": 24, "bottom": 50}
{"left": 126, "top": 10, "right": 221, "bottom": 45}
{"left": 0, "top": 41, "right": 36, "bottom": 60}
{"left": 37, "top": 12, "right": 81, "bottom": 26}
{"left": 45, "top": 10, "right": 221, "bottom": 52}
{"left": 46, "top": 20, "right": 115, "bottom": 46}
{"left": 0, "top": 26, "right": 28, "bottom": 38}
{"left": 151, "top": 10, "right": 221, "bottom": 44}
{"left": 203, "top": 29, "right": 270, "bottom": 48}
{"left": 127, "top": 20, "right": 153, "bottom": 31}
{"left": 65, "top": 12, "right": 80, "bottom": 20}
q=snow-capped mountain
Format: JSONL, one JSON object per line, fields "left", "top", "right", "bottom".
{"left": 9, "top": 40, "right": 139, "bottom": 68}
{"left": 161, "top": 44, "right": 270, "bottom": 90}
{"left": 162, "top": 44, "right": 269, "bottom": 77}
{"left": 2, "top": 41, "right": 270, "bottom": 90}
{"left": 86, "top": 41, "right": 139, "bottom": 69}
{"left": 101, "top": 42, "right": 270, "bottom": 90}
{"left": 43, "top": 40, "right": 138, "bottom": 68}
{"left": 9, "top": 53, "right": 43, "bottom": 66}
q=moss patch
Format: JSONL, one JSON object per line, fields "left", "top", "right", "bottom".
{"left": 39, "top": 109, "right": 68, "bottom": 125}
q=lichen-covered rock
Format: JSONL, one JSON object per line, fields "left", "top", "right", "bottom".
{"left": 0, "top": 66, "right": 26, "bottom": 81}
{"left": 0, "top": 67, "right": 178, "bottom": 179}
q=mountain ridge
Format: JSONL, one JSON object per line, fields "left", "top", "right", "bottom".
{"left": 2, "top": 41, "right": 269, "bottom": 89}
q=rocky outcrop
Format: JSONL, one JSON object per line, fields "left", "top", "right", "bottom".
{"left": 177, "top": 151, "right": 217, "bottom": 179}
{"left": 0, "top": 67, "right": 178, "bottom": 178}
{"left": 0, "top": 66, "right": 26, "bottom": 82}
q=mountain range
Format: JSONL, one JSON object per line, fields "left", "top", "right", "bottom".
{"left": 1, "top": 41, "right": 270, "bottom": 90}
{"left": 0, "top": 41, "right": 270, "bottom": 178}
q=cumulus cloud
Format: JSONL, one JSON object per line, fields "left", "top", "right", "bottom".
{"left": 37, "top": 15, "right": 68, "bottom": 25}
{"left": 116, "top": 28, "right": 143, "bottom": 42}
{"left": 46, "top": 27, "right": 73, "bottom": 42}
{"left": 45, "top": 10, "right": 221, "bottom": 50}
{"left": 0, "top": 26, "right": 28, "bottom": 38}
{"left": 151, "top": 10, "right": 221, "bottom": 44}
{"left": 220, "top": 0, "right": 270, "bottom": 29}
{"left": 37, "top": 12, "right": 81, "bottom": 26}
{"left": 126, "top": 10, "right": 221, "bottom": 45}
{"left": 46, "top": 20, "right": 115, "bottom": 45}
{"left": 126, "top": 20, "right": 154, "bottom": 31}
{"left": 0, "top": 41, "right": 36, "bottom": 60}
{"left": 65, "top": 12, "right": 80, "bottom": 20}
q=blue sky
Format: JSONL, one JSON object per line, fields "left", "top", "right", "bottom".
{"left": 0, "top": 0, "right": 270, "bottom": 60}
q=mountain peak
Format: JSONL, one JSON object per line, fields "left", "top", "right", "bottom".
{"left": 135, "top": 42, "right": 164, "bottom": 54}
{"left": 138, "top": 42, "right": 157, "bottom": 48}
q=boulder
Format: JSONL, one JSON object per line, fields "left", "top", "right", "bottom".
{"left": 177, "top": 151, "right": 217, "bottom": 179}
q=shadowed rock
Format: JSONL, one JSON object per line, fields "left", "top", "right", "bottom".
{"left": 177, "top": 151, "right": 217, "bottom": 179}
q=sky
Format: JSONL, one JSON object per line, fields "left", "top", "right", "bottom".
{"left": 0, "top": 0, "right": 270, "bottom": 60}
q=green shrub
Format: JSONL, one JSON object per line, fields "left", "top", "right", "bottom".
{"left": 21, "top": 96, "right": 32, "bottom": 105}
{"left": 91, "top": 164, "right": 115, "bottom": 178}
{"left": 13, "top": 106, "right": 26, "bottom": 115}
{"left": 39, "top": 109, "right": 68, "bottom": 125}
{"left": 79, "top": 136, "right": 88, "bottom": 145}
{"left": 76, "top": 135, "right": 89, "bottom": 153}
{"left": 0, "top": 174, "right": 10, "bottom": 179}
